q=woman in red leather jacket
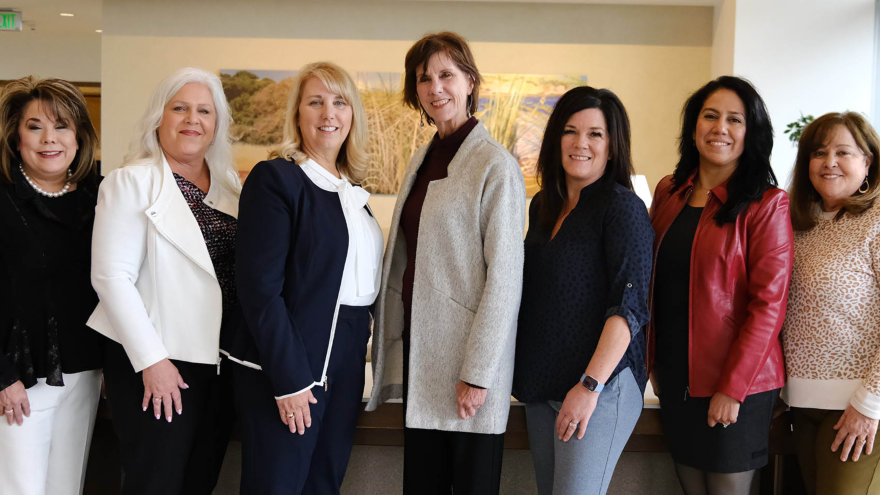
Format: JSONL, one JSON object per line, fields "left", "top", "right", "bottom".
{"left": 648, "top": 76, "right": 793, "bottom": 495}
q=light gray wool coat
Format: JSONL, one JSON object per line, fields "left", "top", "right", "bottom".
{"left": 366, "top": 124, "right": 525, "bottom": 435}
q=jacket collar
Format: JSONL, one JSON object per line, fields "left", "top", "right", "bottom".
{"left": 396, "top": 121, "right": 486, "bottom": 207}
{"left": 678, "top": 170, "right": 730, "bottom": 204}
{"left": 203, "top": 165, "right": 239, "bottom": 219}
{"left": 145, "top": 155, "right": 217, "bottom": 278}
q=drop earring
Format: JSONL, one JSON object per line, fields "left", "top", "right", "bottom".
{"left": 859, "top": 176, "right": 870, "bottom": 194}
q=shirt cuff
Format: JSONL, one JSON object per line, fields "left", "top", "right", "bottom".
{"left": 604, "top": 305, "right": 641, "bottom": 337}
{"left": 851, "top": 386, "right": 880, "bottom": 420}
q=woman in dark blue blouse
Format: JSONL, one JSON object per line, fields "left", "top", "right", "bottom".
{"left": 513, "top": 86, "right": 653, "bottom": 495}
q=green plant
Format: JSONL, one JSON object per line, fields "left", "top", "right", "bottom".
{"left": 784, "top": 113, "right": 814, "bottom": 146}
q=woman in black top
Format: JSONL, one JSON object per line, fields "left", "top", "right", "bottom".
{"left": 0, "top": 76, "right": 103, "bottom": 495}
{"left": 513, "top": 86, "right": 653, "bottom": 495}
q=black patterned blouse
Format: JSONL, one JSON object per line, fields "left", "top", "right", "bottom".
{"left": 0, "top": 171, "right": 104, "bottom": 390}
{"left": 174, "top": 174, "right": 238, "bottom": 315}
{"left": 512, "top": 177, "right": 654, "bottom": 403}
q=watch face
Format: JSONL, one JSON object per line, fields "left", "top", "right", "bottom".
{"left": 581, "top": 374, "right": 599, "bottom": 391}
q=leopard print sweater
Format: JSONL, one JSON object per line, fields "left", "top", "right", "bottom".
{"left": 782, "top": 205, "right": 880, "bottom": 419}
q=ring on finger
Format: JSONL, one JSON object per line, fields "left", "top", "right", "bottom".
{"left": 722, "top": 423, "right": 730, "bottom": 428}
{"left": 568, "top": 421, "right": 577, "bottom": 428}
{"left": 4, "top": 409, "right": 12, "bottom": 414}
{"left": 287, "top": 413, "right": 294, "bottom": 418}
{"left": 153, "top": 398, "right": 161, "bottom": 403}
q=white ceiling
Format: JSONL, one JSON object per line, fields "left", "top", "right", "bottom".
{"left": 2, "top": 0, "right": 101, "bottom": 34}
{"left": 3, "top": 0, "right": 717, "bottom": 36}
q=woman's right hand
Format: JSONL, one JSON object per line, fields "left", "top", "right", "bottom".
{"left": 141, "top": 358, "right": 188, "bottom": 422}
{"left": 0, "top": 381, "right": 30, "bottom": 426}
{"left": 277, "top": 389, "right": 318, "bottom": 435}
{"left": 707, "top": 391, "right": 740, "bottom": 428}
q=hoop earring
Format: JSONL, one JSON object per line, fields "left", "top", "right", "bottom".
{"left": 859, "top": 176, "right": 870, "bottom": 194}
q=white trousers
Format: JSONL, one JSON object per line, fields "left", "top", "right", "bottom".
{"left": 0, "top": 370, "right": 102, "bottom": 495}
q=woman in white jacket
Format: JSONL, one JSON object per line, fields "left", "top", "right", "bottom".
{"left": 88, "top": 67, "right": 240, "bottom": 495}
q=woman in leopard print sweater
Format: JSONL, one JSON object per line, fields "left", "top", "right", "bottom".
{"left": 783, "top": 111, "right": 880, "bottom": 494}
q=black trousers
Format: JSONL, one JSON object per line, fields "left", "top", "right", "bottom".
{"left": 401, "top": 316, "right": 504, "bottom": 495}
{"left": 103, "top": 341, "right": 234, "bottom": 495}
{"left": 404, "top": 427, "right": 505, "bottom": 495}
{"left": 233, "top": 305, "right": 371, "bottom": 495}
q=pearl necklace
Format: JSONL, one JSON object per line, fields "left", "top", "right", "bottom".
{"left": 19, "top": 164, "right": 73, "bottom": 198}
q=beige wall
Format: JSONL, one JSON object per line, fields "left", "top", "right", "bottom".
{"left": 102, "top": 37, "right": 710, "bottom": 193}
{"left": 1, "top": 31, "right": 100, "bottom": 81}
{"left": 101, "top": 1, "right": 712, "bottom": 196}
{"left": 730, "top": 0, "right": 875, "bottom": 185}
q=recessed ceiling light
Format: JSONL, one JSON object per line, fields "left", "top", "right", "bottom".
{"left": 95, "top": 29, "right": 102, "bottom": 33}
{"left": 59, "top": 12, "right": 74, "bottom": 17}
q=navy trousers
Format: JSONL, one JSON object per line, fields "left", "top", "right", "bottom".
{"left": 233, "top": 305, "right": 371, "bottom": 495}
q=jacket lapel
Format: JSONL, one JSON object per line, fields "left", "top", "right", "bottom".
{"left": 145, "top": 158, "right": 216, "bottom": 278}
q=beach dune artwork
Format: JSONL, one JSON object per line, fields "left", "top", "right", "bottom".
{"left": 221, "top": 69, "right": 587, "bottom": 196}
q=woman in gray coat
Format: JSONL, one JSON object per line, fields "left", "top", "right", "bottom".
{"left": 366, "top": 31, "right": 525, "bottom": 494}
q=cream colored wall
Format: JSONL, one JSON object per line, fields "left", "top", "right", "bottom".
{"left": 102, "top": 35, "right": 710, "bottom": 193}
{"left": 731, "top": 0, "right": 875, "bottom": 185}
{"left": 711, "top": 0, "right": 736, "bottom": 78}
{"left": 1, "top": 31, "right": 100, "bottom": 81}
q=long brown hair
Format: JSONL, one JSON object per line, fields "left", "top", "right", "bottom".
{"left": 536, "top": 86, "right": 634, "bottom": 230}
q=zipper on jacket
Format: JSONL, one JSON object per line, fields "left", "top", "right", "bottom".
{"left": 683, "top": 385, "right": 689, "bottom": 402}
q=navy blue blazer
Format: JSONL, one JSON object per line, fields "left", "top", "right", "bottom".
{"left": 228, "top": 158, "right": 348, "bottom": 397}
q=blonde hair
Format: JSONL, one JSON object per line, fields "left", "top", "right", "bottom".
{"left": 126, "top": 67, "right": 239, "bottom": 193}
{"left": 270, "top": 62, "right": 369, "bottom": 183}
{"left": 789, "top": 112, "right": 880, "bottom": 231}
{"left": 0, "top": 76, "right": 99, "bottom": 184}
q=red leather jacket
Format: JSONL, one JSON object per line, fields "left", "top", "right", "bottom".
{"left": 647, "top": 174, "right": 793, "bottom": 402}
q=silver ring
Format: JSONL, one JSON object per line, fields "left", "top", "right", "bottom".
{"left": 153, "top": 398, "right": 161, "bottom": 403}
{"left": 4, "top": 409, "right": 12, "bottom": 414}
{"left": 568, "top": 421, "right": 577, "bottom": 428}
{"left": 722, "top": 423, "right": 730, "bottom": 428}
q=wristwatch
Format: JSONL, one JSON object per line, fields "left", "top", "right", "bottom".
{"left": 580, "top": 373, "right": 604, "bottom": 393}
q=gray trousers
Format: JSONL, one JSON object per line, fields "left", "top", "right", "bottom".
{"left": 525, "top": 367, "right": 643, "bottom": 495}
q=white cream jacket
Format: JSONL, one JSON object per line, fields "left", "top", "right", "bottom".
{"left": 87, "top": 156, "right": 239, "bottom": 372}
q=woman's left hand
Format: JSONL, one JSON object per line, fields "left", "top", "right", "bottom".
{"left": 556, "top": 384, "right": 599, "bottom": 441}
{"left": 455, "top": 381, "right": 487, "bottom": 419}
{"left": 707, "top": 392, "right": 740, "bottom": 428}
{"left": 832, "top": 405, "right": 879, "bottom": 462}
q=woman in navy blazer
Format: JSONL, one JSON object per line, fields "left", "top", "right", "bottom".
{"left": 229, "top": 62, "right": 383, "bottom": 494}
{"left": 89, "top": 68, "right": 241, "bottom": 494}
